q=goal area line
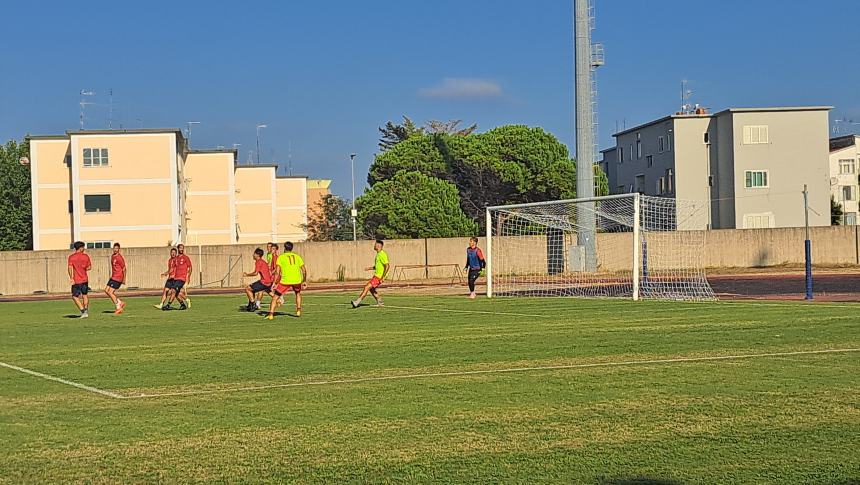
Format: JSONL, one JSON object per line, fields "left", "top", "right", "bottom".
{"left": 2, "top": 348, "right": 857, "bottom": 400}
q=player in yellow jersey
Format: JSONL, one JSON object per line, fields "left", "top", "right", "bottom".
{"left": 267, "top": 241, "right": 307, "bottom": 319}
{"left": 351, "top": 239, "right": 389, "bottom": 308}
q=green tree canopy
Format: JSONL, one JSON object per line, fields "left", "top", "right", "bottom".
{"left": 357, "top": 170, "right": 477, "bottom": 239}
{"left": 378, "top": 116, "right": 424, "bottom": 152}
{"left": 367, "top": 125, "right": 609, "bottom": 222}
{"left": 303, "top": 194, "right": 354, "bottom": 241}
{"left": 0, "top": 139, "right": 32, "bottom": 251}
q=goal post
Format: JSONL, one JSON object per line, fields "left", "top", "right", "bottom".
{"left": 485, "top": 194, "right": 715, "bottom": 301}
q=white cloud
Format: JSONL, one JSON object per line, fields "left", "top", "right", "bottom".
{"left": 419, "top": 78, "right": 503, "bottom": 99}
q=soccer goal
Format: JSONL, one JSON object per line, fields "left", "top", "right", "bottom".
{"left": 485, "top": 194, "right": 715, "bottom": 301}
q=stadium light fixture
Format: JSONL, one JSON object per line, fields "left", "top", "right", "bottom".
{"left": 186, "top": 121, "right": 201, "bottom": 149}
{"left": 256, "top": 124, "right": 267, "bottom": 165}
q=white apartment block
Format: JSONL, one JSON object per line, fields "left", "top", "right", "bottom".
{"left": 600, "top": 107, "right": 831, "bottom": 229}
{"left": 829, "top": 135, "right": 860, "bottom": 225}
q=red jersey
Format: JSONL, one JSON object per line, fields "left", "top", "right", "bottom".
{"left": 68, "top": 252, "right": 92, "bottom": 284}
{"left": 167, "top": 256, "right": 177, "bottom": 278}
{"left": 174, "top": 254, "right": 192, "bottom": 282}
{"left": 255, "top": 258, "right": 273, "bottom": 285}
{"left": 110, "top": 253, "right": 126, "bottom": 281}
{"left": 269, "top": 251, "right": 279, "bottom": 272}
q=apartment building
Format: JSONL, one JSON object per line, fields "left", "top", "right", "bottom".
{"left": 28, "top": 129, "right": 330, "bottom": 250}
{"left": 603, "top": 106, "right": 831, "bottom": 229}
{"left": 829, "top": 135, "right": 860, "bottom": 225}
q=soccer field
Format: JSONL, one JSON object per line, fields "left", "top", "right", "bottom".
{"left": 1, "top": 294, "right": 858, "bottom": 483}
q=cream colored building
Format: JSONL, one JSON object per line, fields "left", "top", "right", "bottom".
{"left": 603, "top": 106, "right": 832, "bottom": 229}
{"left": 829, "top": 135, "right": 860, "bottom": 225}
{"left": 28, "top": 129, "right": 330, "bottom": 250}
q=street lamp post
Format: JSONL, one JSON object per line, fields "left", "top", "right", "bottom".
{"left": 256, "top": 124, "right": 267, "bottom": 165}
{"left": 186, "top": 121, "right": 200, "bottom": 149}
{"left": 350, "top": 153, "right": 357, "bottom": 241}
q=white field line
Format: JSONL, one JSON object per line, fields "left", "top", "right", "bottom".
{"left": 119, "top": 347, "right": 860, "bottom": 400}
{"left": 0, "top": 361, "right": 124, "bottom": 399}
{"left": 310, "top": 302, "right": 547, "bottom": 318}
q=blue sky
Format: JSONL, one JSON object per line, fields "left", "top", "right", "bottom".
{"left": 2, "top": 0, "right": 858, "bottom": 198}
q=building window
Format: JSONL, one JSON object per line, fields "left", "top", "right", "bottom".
{"left": 842, "top": 186, "right": 855, "bottom": 202}
{"left": 636, "top": 140, "right": 642, "bottom": 159}
{"left": 646, "top": 155, "right": 653, "bottom": 167}
{"left": 84, "top": 194, "right": 111, "bottom": 213}
{"left": 658, "top": 136, "right": 665, "bottom": 153}
{"left": 846, "top": 213, "right": 858, "bottom": 226}
{"left": 83, "top": 148, "right": 109, "bottom": 167}
{"left": 86, "top": 241, "right": 112, "bottom": 249}
{"left": 619, "top": 148, "right": 624, "bottom": 163}
{"left": 629, "top": 145, "right": 634, "bottom": 160}
{"left": 667, "top": 169, "right": 674, "bottom": 193}
{"left": 744, "top": 213, "right": 774, "bottom": 229}
{"left": 667, "top": 131, "right": 672, "bottom": 151}
{"left": 839, "top": 159, "right": 855, "bottom": 175}
{"left": 634, "top": 174, "right": 645, "bottom": 193}
{"left": 744, "top": 170, "right": 769, "bottom": 188}
{"left": 656, "top": 177, "right": 665, "bottom": 195}
{"left": 742, "top": 125, "right": 769, "bottom": 145}
{"left": 703, "top": 132, "right": 710, "bottom": 144}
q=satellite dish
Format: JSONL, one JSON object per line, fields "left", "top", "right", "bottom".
{"left": 830, "top": 177, "right": 839, "bottom": 186}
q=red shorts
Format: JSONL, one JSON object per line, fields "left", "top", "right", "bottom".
{"left": 369, "top": 276, "right": 382, "bottom": 288}
{"left": 274, "top": 283, "right": 302, "bottom": 296}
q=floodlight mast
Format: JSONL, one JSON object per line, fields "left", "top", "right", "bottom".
{"left": 574, "top": 0, "right": 598, "bottom": 270}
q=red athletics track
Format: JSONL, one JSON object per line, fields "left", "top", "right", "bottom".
{"left": 709, "top": 272, "right": 860, "bottom": 302}
{"left": 0, "top": 273, "right": 858, "bottom": 303}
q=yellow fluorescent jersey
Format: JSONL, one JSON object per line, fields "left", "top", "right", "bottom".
{"left": 374, "top": 250, "right": 389, "bottom": 278}
{"left": 277, "top": 252, "right": 305, "bottom": 285}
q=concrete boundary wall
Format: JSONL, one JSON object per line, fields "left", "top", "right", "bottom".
{"left": 0, "top": 226, "right": 857, "bottom": 296}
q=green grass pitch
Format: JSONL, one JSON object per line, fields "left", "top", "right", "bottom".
{"left": 1, "top": 293, "right": 858, "bottom": 483}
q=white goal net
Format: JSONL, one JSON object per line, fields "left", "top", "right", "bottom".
{"left": 485, "top": 194, "right": 715, "bottom": 301}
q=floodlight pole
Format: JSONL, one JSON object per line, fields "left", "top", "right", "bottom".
{"left": 256, "top": 124, "right": 267, "bottom": 165}
{"left": 574, "top": 0, "right": 597, "bottom": 271}
{"left": 803, "top": 184, "right": 813, "bottom": 300}
{"left": 350, "top": 154, "right": 357, "bottom": 241}
{"left": 486, "top": 207, "right": 493, "bottom": 298}
{"left": 186, "top": 121, "right": 200, "bottom": 149}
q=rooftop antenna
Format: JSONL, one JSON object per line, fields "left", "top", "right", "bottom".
{"left": 108, "top": 88, "right": 114, "bottom": 129}
{"left": 833, "top": 118, "right": 860, "bottom": 134}
{"left": 185, "top": 121, "right": 201, "bottom": 149}
{"left": 79, "top": 90, "right": 95, "bottom": 129}
{"left": 288, "top": 139, "right": 293, "bottom": 176}
{"left": 680, "top": 79, "right": 694, "bottom": 113}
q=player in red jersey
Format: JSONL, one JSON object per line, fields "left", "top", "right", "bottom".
{"left": 67, "top": 241, "right": 92, "bottom": 318}
{"left": 243, "top": 248, "right": 274, "bottom": 312}
{"left": 154, "top": 248, "right": 177, "bottom": 309}
{"left": 104, "top": 242, "right": 127, "bottom": 314}
{"left": 164, "top": 244, "right": 192, "bottom": 311}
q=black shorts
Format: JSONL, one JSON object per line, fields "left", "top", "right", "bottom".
{"left": 169, "top": 279, "right": 186, "bottom": 291}
{"left": 106, "top": 279, "right": 122, "bottom": 290}
{"left": 250, "top": 281, "right": 272, "bottom": 293}
{"left": 164, "top": 278, "right": 175, "bottom": 289}
{"left": 71, "top": 283, "right": 89, "bottom": 297}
